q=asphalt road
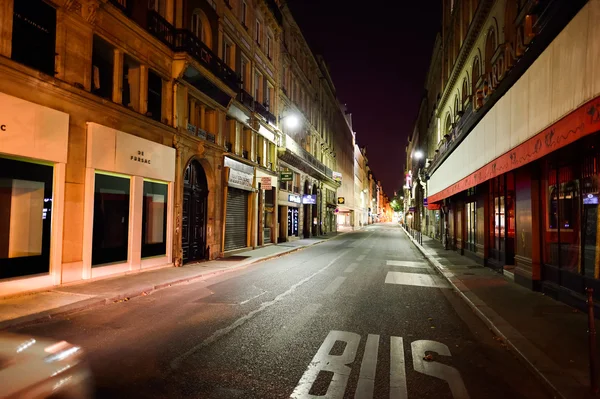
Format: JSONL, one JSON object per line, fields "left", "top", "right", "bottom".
{"left": 11, "top": 224, "right": 549, "bottom": 398}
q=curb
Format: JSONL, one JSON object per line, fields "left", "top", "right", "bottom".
{"left": 0, "top": 233, "right": 345, "bottom": 331}
{"left": 401, "top": 227, "right": 574, "bottom": 399}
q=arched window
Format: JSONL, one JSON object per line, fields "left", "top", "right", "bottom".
{"left": 462, "top": 77, "right": 469, "bottom": 104}
{"left": 472, "top": 57, "right": 480, "bottom": 96}
{"left": 454, "top": 96, "right": 460, "bottom": 121}
{"left": 191, "top": 9, "right": 212, "bottom": 49}
{"left": 484, "top": 28, "right": 496, "bottom": 75}
{"left": 445, "top": 113, "right": 452, "bottom": 139}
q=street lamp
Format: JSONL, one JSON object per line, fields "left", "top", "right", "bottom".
{"left": 280, "top": 114, "right": 299, "bottom": 129}
{"left": 413, "top": 150, "right": 424, "bottom": 160}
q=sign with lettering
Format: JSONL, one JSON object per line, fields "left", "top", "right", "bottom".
{"left": 228, "top": 169, "right": 254, "bottom": 191}
{"left": 333, "top": 171, "right": 342, "bottom": 183}
{"left": 302, "top": 194, "right": 317, "bottom": 204}
{"left": 0, "top": 124, "right": 6, "bottom": 131}
{"left": 280, "top": 171, "right": 293, "bottom": 181}
{"left": 260, "top": 176, "right": 272, "bottom": 190}
{"left": 338, "top": 197, "right": 345, "bottom": 205}
{"left": 288, "top": 194, "right": 301, "bottom": 204}
{"left": 131, "top": 150, "right": 151, "bottom": 164}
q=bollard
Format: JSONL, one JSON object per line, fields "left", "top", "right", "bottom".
{"left": 587, "top": 288, "right": 599, "bottom": 395}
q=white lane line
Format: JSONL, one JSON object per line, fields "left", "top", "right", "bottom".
{"left": 238, "top": 289, "right": 268, "bottom": 305}
{"left": 390, "top": 336, "right": 408, "bottom": 399}
{"left": 170, "top": 249, "right": 351, "bottom": 369}
{"left": 356, "top": 255, "right": 366, "bottom": 261}
{"left": 385, "top": 272, "right": 449, "bottom": 288}
{"left": 323, "top": 276, "right": 347, "bottom": 295}
{"left": 355, "top": 334, "right": 379, "bottom": 399}
{"left": 266, "top": 303, "right": 322, "bottom": 349}
{"left": 345, "top": 263, "right": 358, "bottom": 273}
{"left": 386, "top": 260, "right": 428, "bottom": 268}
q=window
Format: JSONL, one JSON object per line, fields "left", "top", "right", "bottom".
{"left": 191, "top": 9, "right": 212, "bottom": 47}
{"left": 240, "top": 56, "right": 250, "bottom": 92}
{"left": 255, "top": 20, "right": 262, "bottom": 44}
{"left": 92, "top": 35, "right": 114, "bottom": 100}
{"left": 141, "top": 180, "right": 168, "bottom": 258}
{"left": 92, "top": 174, "right": 130, "bottom": 266}
{"left": 148, "top": 0, "right": 164, "bottom": 15}
{"left": 266, "top": 33, "right": 273, "bottom": 59}
{"left": 11, "top": 0, "right": 56, "bottom": 75}
{"left": 266, "top": 82, "right": 274, "bottom": 109}
{"left": 462, "top": 78, "right": 469, "bottom": 104}
{"left": 466, "top": 201, "right": 476, "bottom": 251}
{"left": 485, "top": 28, "right": 496, "bottom": 75}
{"left": 147, "top": 70, "right": 163, "bottom": 122}
{"left": 0, "top": 157, "right": 53, "bottom": 280}
{"left": 223, "top": 37, "right": 234, "bottom": 68}
{"left": 122, "top": 54, "right": 141, "bottom": 110}
{"left": 241, "top": 1, "right": 248, "bottom": 27}
{"left": 254, "top": 71, "right": 263, "bottom": 102}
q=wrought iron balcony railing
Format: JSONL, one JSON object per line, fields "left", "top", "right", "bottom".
{"left": 255, "top": 102, "right": 276, "bottom": 125}
{"left": 237, "top": 89, "right": 255, "bottom": 110}
{"left": 147, "top": 10, "right": 174, "bottom": 48}
{"left": 173, "top": 30, "right": 240, "bottom": 92}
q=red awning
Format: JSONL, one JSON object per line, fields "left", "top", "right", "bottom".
{"left": 427, "top": 203, "right": 442, "bottom": 210}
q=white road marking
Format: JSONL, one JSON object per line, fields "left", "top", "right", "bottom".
{"left": 323, "top": 276, "right": 347, "bottom": 295}
{"left": 238, "top": 290, "right": 267, "bottom": 305}
{"left": 291, "top": 330, "right": 360, "bottom": 399}
{"left": 169, "top": 249, "right": 351, "bottom": 369}
{"left": 357, "top": 255, "right": 366, "bottom": 261}
{"left": 385, "top": 272, "right": 449, "bottom": 288}
{"left": 390, "top": 336, "right": 408, "bottom": 399}
{"left": 412, "top": 340, "right": 470, "bottom": 399}
{"left": 386, "top": 260, "right": 428, "bottom": 268}
{"left": 354, "top": 334, "right": 379, "bottom": 399}
{"left": 345, "top": 263, "right": 358, "bottom": 273}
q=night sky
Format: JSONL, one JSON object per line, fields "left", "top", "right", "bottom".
{"left": 287, "top": 1, "right": 442, "bottom": 196}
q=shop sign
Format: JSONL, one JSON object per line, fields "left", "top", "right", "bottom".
{"left": 0, "top": 124, "right": 6, "bottom": 131}
{"left": 288, "top": 194, "right": 302, "bottom": 204}
{"left": 229, "top": 169, "right": 254, "bottom": 190}
{"left": 423, "top": 197, "right": 428, "bottom": 207}
{"left": 281, "top": 171, "right": 293, "bottom": 181}
{"left": 333, "top": 171, "right": 342, "bottom": 183}
{"left": 409, "top": 206, "right": 415, "bottom": 212}
{"left": 337, "top": 197, "right": 345, "bottom": 205}
{"left": 131, "top": 150, "right": 151, "bottom": 164}
{"left": 302, "top": 194, "right": 317, "bottom": 204}
{"left": 260, "top": 176, "right": 272, "bottom": 190}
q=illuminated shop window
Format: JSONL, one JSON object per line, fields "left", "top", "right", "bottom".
{"left": 142, "top": 180, "right": 168, "bottom": 258}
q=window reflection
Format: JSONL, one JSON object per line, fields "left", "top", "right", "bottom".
{"left": 142, "top": 181, "right": 168, "bottom": 258}
{"left": 92, "top": 174, "right": 130, "bottom": 266}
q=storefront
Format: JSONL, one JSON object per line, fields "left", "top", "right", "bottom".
{"left": 223, "top": 157, "right": 254, "bottom": 252}
{"left": 278, "top": 192, "right": 301, "bottom": 242}
{"left": 0, "top": 92, "right": 68, "bottom": 295}
{"left": 82, "top": 123, "right": 175, "bottom": 279}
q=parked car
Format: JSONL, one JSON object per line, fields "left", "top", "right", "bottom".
{"left": 0, "top": 333, "right": 93, "bottom": 398}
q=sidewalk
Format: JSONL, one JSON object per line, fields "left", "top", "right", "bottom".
{"left": 0, "top": 235, "right": 340, "bottom": 331}
{"left": 403, "top": 228, "right": 597, "bottom": 399}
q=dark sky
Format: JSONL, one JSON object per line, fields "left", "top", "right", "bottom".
{"left": 287, "top": 1, "right": 442, "bottom": 196}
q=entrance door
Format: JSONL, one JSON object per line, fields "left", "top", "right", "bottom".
{"left": 182, "top": 161, "right": 208, "bottom": 264}
{"left": 487, "top": 174, "right": 515, "bottom": 271}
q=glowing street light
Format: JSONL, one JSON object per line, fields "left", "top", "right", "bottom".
{"left": 281, "top": 114, "right": 300, "bottom": 129}
{"left": 413, "top": 150, "right": 424, "bottom": 160}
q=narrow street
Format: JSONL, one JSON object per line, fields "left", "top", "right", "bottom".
{"left": 8, "top": 224, "right": 548, "bottom": 398}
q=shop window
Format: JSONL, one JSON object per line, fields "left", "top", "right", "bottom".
{"left": 11, "top": 0, "right": 56, "bottom": 76}
{"left": 92, "top": 174, "right": 130, "bottom": 266}
{"left": 466, "top": 201, "right": 476, "bottom": 251}
{"left": 92, "top": 35, "right": 114, "bottom": 100}
{"left": 0, "top": 158, "right": 53, "bottom": 280}
{"left": 147, "top": 69, "right": 163, "bottom": 122}
{"left": 122, "top": 54, "right": 141, "bottom": 110}
{"left": 141, "top": 180, "right": 168, "bottom": 258}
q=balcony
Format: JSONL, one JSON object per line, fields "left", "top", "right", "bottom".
{"left": 147, "top": 10, "right": 174, "bottom": 48}
{"left": 109, "top": 0, "right": 128, "bottom": 13}
{"left": 237, "top": 89, "right": 255, "bottom": 111}
{"left": 280, "top": 134, "right": 337, "bottom": 185}
{"left": 255, "top": 102, "right": 276, "bottom": 125}
{"left": 173, "top": 30, "right": 240, "bottom": 92}
{"left": 186, "top": 123, "right": 216, "bottom": 144}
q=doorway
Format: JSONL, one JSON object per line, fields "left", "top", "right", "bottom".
{"left": 182, "top": 160, "right": 208, "bottom": 263}
{"left": 487, "top": 173, "right": 516, "bottom": 272}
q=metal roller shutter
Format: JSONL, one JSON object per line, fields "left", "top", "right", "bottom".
{"left": 224, "top": 187, "right": 248, "bottom": 251}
